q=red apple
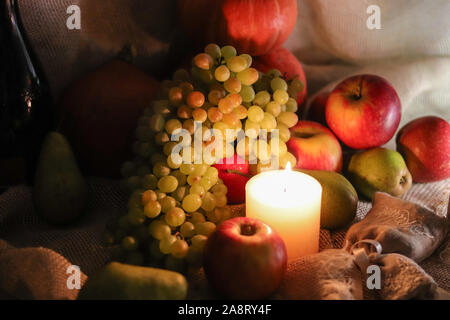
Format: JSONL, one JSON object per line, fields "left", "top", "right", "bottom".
{"left": 396, "top": 116, "right": 450, "bottom": 182}
{"left": 203, "top": 217, "right": 287, "bottom": 299}
{"left": 305, "top": 92, "right": 330, "bottom": 125}
{"left": 213, "top": 154, "right": 250, "bottom": 204}
{"left": 253, "top": 47, "right": 307, "bottom": 106}
{"left": 325, "top": 74, "right": 401, "bottom": 150}
{"left": 287, "top": 121, "right": 343, "bottom": 172}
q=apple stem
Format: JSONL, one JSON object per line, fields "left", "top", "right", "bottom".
{"left": 226, "top": 169, "right": 252, "bottom": 178}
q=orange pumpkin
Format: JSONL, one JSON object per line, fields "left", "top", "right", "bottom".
{"left": 177, "top": 0, "right": 298, "bottom": 56}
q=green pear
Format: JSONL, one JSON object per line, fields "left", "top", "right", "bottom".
{"left": 33, "top": 132, "right": 88, "bottom": 225}
{"left": 78, "top": 262, "right": 188, "bottom": 300}
{"left": 347, "top": 147, "right": 412, "bottom": 200}
{"left": 296, "top": 169, "right": 358, "bottom": 230}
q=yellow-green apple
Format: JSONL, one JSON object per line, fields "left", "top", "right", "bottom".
{"left": 203, "top": 217, "right": 287, "bottom": 299}
{"left": 287, "top": 121, "right": 343, "bottom": 172}
{"left": 325, "top": 74, "right": 401, "bottom": 150}
{"left": 396, "top": 116, "right": 450, "bottom": 182}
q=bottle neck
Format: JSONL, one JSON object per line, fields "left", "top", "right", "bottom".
{"left": 1, "top": 0, "right": 38, "bottom": 80}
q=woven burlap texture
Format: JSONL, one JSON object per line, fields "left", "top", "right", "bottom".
{"left": 0, "top": 178, "right": 448, "bottom": 299}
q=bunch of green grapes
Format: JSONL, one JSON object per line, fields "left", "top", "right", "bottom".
{"left": 105, "top": 43, "right": 304, "bottom": 274}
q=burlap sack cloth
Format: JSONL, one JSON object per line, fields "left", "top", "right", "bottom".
{"left": 1, "top": 0, "right": 449, "bottom": 299}
{"left": 0, "top": 179, "right": 449, "bottom": 299}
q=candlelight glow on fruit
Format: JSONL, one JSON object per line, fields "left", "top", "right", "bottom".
{"left": 106, "top": 43, "right": 305, "bottom": 273}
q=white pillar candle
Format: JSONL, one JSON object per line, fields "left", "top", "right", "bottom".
{"left": 245, "top": 164, "right": 322, "bottom": 260}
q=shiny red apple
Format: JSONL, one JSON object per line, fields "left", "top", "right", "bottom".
{"left": 287, "top": 121, "right": 343, "bottom": 172}
{"left": 213, "top": 154, "right": 250, "bottom": 204}
{"left": 203, "top": 217, "right": 287, "bottom": 299}
{"left": 305, "top": 91, "right": 330, "bottom": 125}
{"left": 396, "top": 116, "right": 450, "bottom": 182}
{"left": 325, "top": 74, "right": 401, "bottom": 150}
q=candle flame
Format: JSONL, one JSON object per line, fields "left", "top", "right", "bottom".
{"left": 285, "top": 161, "right": 292, "bottom": 172}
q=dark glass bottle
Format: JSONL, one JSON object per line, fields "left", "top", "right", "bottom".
{"left": 0, "top": 0, "right": 54, "bottom": 187}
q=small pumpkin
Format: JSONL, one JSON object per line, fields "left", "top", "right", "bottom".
{"left": 177, "top": 0, "right": 298, "bottom": 56}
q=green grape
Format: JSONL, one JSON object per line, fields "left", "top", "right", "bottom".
{"left": 187, "top": 174, "right": 201, "bottom": 186}
{"left": 236, "top": 68, "right": 259, "bottom": 86}
{"left": 207, "top": 107, "right": 223, "bottom": 123}
{"left": 253, "top": 91, "right": 271, "bottom": 106}
{"left": 256, "top": 139, "right": 271, "bottom": 162}
{"left": 285, "top": 97, "right": 298, "bottom": 113}
{"left": 170, "top": 239, "right": 189, "bottom": 258}
{"left": 171, "top": 170, "right": 187, "bottom": 186}
{"left": 253, "top": 74, "right": 271, "bottom": 92}
{"left": 182, "top": 194, "right": 202, "bottom": 212}
{"left": 208, "top": 89, "right": 223, "bottom": 105}
{"left": 173, "top": 68, "right": 190, "bottom": 82}
{"left": 277, "top": 123, "right": 291, "bottom": 143}
{"left": 216, "top": 206, "right": 231, "bottom": 223}
{"left": 157, "top": 175, "right": 179, "bottom": 193}
{"left": 194, "top": 53, "right": 213, "bottom": 70}
{"left": 155, "top": 132, "right": 169, "bottom": 146}
{"left": 206, "top": 208, "right": 222, "bottom": 223}
{"left": 271, "top": 77, "right": 288, "bottom": 91}
{"left": 195, "top": 221, "right": 216, "bottom": 236}
{"left": 137, "top": 142, "right": 153, "bottom": 158}
{"left": 127, "top": 211, "right": 145, "bottom": 226}
{"left": 212, "top": 183, "right": 227, "bottom": 195}
{"left": 192, "top": 163, "right": 208, "bottom": 176}
{"left": 273, "top": 89, "right": 289, "bottom": 105}
{"left": 121, "top": 236, "right": 138, "bottom": 251}
{"left": 153, "top": 162, "right": 170, "bottom": 177}
{"left": 152, "top": 100, "right": 171, "bottom": 116}
{"left": 180, "top": 163, "right": 195, "bottom": 175}
{"left": 224, "top": 78, "right": 241, "bottom": 94}
{"left": 177, "top": 105, "right": 192, "bottom": 119}
{"left": 214, "top": 65, "right": 231, "bottom": 82}
{"left": 167, "top": 154, "right": 182, "bottom": 169}
{"left": 135, "top": 126, "right": 153, "bottom": 141}
{"left": 162, "top": 142, "right": 177, "bottom": 157}
{"left": 150, "top": 153, "right": 166, "bottom": 165}
{"left": 201, "top": 192, "right": 216, "bottom": 211}
{"left": 171, "top": 186, "right": 187, "bottom": 202}
{"left": 156, "top": 191, "right": 166, "bottom": 200}
{"left": 149, "top": 114, "right": 166, "bottom": 132}
{"left": 205, "top": 166, "right": 218, "bottom": 179}
{"left": 205, "top": 43, "right": 221, "bottom": 60}
{"left": 200, "top": 176, "right": 216, "bottom": 191}
{"left": 218, "top": 97, "right": 234, "bottom": 114}
{"left": 221, "top": 45, "right": 237, "bottom": 60}
{"left": 120, "top": 161, "right": 135, "bottom": 178}
{"left": 236, "top": 136, "right": 252, "bottom": 158}
{"left": 168, "top": 87, "right": 183, "bottom": 106}
{"left": 159, "top": 235, "right": 177, "bottom": 254}
{"left": 260, "top": 112, "right": 277, "bottom": 132}
{"left": 247, "top": 105, "right": 265, "bottom": 123}
{"left": 228, "top": 93, "right": 242, "bottom": 107}
{"left": 222, "top": 112, "right": 239, "bottom": 127}
{"left": 271, "top": 139, "right": 287, "bottom": 157}
{"left": 193, "top": 108, "right": 208, "bottom": 122}
{"left": 190, "top": 184, "right": 205, "bottom": 198}
{"left": 239, "top": 54, "right": 252, "bottom": 68}
{"left": 267, "top": 69, "right": 283, "bottom": 78}
{"left": 226, "top": 56, "right": 247, "bottom": 73}
{"left": 239, "top": 85, "right": 255, "bottom": 103}
{"left": 265, "top": 101, "right": 281, "bottom": 117}
{"left": 165, "top": 118, "right": 182, "bottom": 134}
{"left": 289, "top": 77, "right": 304, "bottom": 93}
{"left": 180, "top": 222, "right": 195, "bottom": 238}
{"left": 165, "top": 207, "right": 186, "bottom": 227}
{"left": 149, "top": 220, "right": 171, "bottom": 240}
{"left": 277, "top": 111, "right": 299, "bottom": 128}
{"left": 125, "top": 176, "right": 141, "bottom": 191}
{"left": 141, "top": 189, "right": 157, "bottom": 205}
{"left": 190, "top": 212, "right": 206, "bottom": 224}
{"left": 233, "top": 105, "right": 248, "bottom": 120}
{"left": 245, "top": 120, "right": 260, "bottom": 138}
{"left": 160, "top": 196, "right": 177, "bottom": 213}
{"left": 144, "top": 200, "right": 161, "bottom": 218}
{"left": 213, "top": 193, "right": 227, "bottom": 207}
